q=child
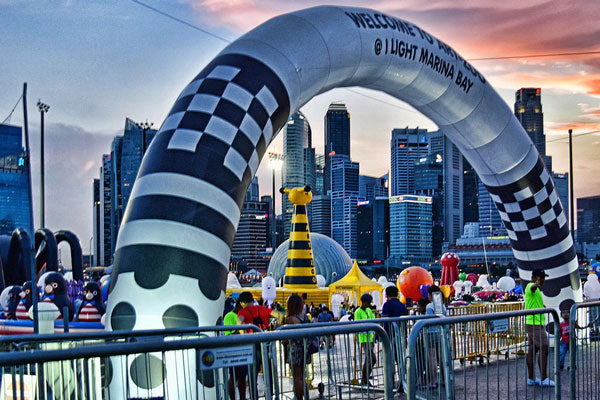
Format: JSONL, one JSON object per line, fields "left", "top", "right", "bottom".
{"left": 559, "top": 308, "right": 588, "bottom": 370}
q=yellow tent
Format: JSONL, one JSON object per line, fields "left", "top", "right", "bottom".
{"left": 329, "top": 260, "right": 382, "bottom": 306}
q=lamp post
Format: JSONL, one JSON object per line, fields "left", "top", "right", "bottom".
{"left": 568, "top": 129, "right": 575, "bottom": 237}
{"left": 36, "top": 100, "right": 49, "bottom": 228}
{"left": 268, "top": 152, "right": 284, "bottom": 248}
{"left": 135, "top": 120, "right": 154, "bottom": 154}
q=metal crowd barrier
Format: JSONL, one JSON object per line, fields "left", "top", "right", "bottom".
{"left": 406, "top": 308, "right": 561, "bottom": 400}
{"left": 275, "top": 315, "right": 436, "bottom": 397}
{"left": 0, "top": 323, "right": 393, "bottom": 400}
{"left": 569, "top": 300, "right": 600, "bottom": 400}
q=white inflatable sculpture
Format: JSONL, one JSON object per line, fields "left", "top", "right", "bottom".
{"left": 104, "top": 5, "right": 582, "bottom": 397}
{"left": 261, "top": 276, "right": 276, "bottom": 307}
{"left": 497, "top": 276, "right": 516, "bottom": 292}
{"left": 226, "top": 272, "right": 242, "bottom": 289}
{"left": 584, "top": 274, "right": 600, "bottom": 300}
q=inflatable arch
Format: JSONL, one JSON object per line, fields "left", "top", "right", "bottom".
{"left": 106, "top": 5, "right": 581, "bottom": 396}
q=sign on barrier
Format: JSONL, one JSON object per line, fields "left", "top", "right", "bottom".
{"left": 198, "top": 345, "right": 254, "bottom": 370}
{"left": 487, "top": 319, "right": 509, "bottom": 333}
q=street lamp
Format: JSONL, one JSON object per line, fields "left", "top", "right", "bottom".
{"left": 135, "top": 120, "right": 154, "bottom": 154}
{"left": 37, "top": 100, "right": 49, "bottom": 228}
{"left": 268, "top": 152, "right": 284, "bottom": 248}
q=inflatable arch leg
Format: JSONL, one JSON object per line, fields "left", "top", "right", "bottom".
{"left": 106, "top": 6, "right": 581, "bottom": 397}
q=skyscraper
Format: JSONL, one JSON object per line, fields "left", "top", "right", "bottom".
{"left": 552, "top": 172, "right": 569, "bottom": 228}
{"left": 515, "top": 88, "right": 551, "bottom": 171}
{"left": 330, "top": 154, "right": 359, "bottom": 258}
{"left": 92, "top": 179, "right": 101, "bottom": 266}
{"left": 311, "top": 195, "right": 331, "bottom": 237}
{"left": 389, "top": 195, "right": 433, "bottom": 265}
{"left": 428, "top": 130, "right": 464, "bottom": 245}
{"left": 0, "top": 123, "right": 33, "bottom": 235}
{"left": 414, "top": 154, "right": 443, "bottom": 258}
{"left": 94, "top": 118, "right": 157, "bottom": 265}
{"left": 577, "top": 195, "right": 600, "bottom": 244}
{"left": 359, "top": 174, "right": 388, "bottom": 201}
{"left": 390, "top": 127, "right": 428, "bottom": 196}
{"left": 463, "top": 158, "right": 479, "bottom": 224}
{"left": 245, "top": 176, "right": 259, "bottom": 203}
{"left": 99, "top": 154, "right": 112, "bottom": 266}
{"left": 282, "top": 111, "right": 311, "bottom": 237}
{"left": 478, "top": 179, "right": 506, "bottom": 236}
{"left": 231, "top": 199, "right": 270, "bottom": 272}
{"left": 314, "top": 154, "right": 326, "bottom": 195}
{"left": 324, "top": 103, "right": 350, "bottom": 193}
{"left": 357, "top": 197, "right": 389, "bottom": 262}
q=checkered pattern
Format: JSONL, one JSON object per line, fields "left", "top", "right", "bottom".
{"left": 486, "top": 158, "right": 567, "bottom": 245}
{"left": 160, "top": 54, "right": 289, "bottom": 183}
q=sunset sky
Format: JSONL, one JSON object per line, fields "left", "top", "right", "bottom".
{"left": 1, "top": 0, "right": 599, "bottom": 257}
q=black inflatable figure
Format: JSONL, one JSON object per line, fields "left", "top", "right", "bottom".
{"left": 76, "top": 282, "right": 105, "bottom": 322}
{"left": 15, "top": 281, "right": 34, "bottom": 320}
{"left": 42, "top": 272, "right": 73, "bottom": 321}
{"left": 4, "top": 285, "right": 22, "bottom": 320}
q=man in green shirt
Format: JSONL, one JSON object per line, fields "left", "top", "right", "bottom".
{"left": 223, "top": 298, "right": 247, "bottom": 399}
{"left": 525, "top": 269, "right": 554, "bottom": 387}
{"left": 354, "top": 293, "right": 376, "bottom": 386}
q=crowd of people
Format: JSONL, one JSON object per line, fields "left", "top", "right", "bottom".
{"left": 220, "top": 285, "right": 450, "bottom": 399}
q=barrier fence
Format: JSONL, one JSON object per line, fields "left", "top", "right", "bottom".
{"left": 0, "top": 323, "right": 393, "bottom": 400}
{"left": 2, "top": 302, "right": 600, "bottom": 399}
{"left": 406, "top": 308, "right": 561, "bottom": 400}
{"left": 569, "top": 300, "right": 600, "bottom": 400}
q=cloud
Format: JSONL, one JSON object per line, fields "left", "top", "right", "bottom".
{"left": 27, "top": 122, "right": 115, "bottom": 249}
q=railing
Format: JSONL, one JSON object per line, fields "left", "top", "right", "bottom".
{"left": 569, "top": 300, "right": 600, "bottom": 400}
{"left": 406, "top": 308, "right": 561, "bottom": 400}
{"left": 0, "top": 323, "right": 393, "bottom": 400}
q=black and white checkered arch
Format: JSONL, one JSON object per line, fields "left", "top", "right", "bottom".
{"left": 105, "top": 5, "right": 581, "bottom": 397}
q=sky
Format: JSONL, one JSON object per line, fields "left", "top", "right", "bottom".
{"left": 1, "top": 0, "right": 599, "bottom": 261}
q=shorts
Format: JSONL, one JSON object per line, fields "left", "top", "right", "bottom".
{"left": 526, "top": 324, "right": 549, "bottom": 347}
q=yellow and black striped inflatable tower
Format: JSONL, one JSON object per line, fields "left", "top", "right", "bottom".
{"left": 280, "top": 186, "right": 318, "bottom": 289}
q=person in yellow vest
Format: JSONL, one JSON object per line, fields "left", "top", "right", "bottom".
{"left": 354, "top": 293, "right": 376, "bottom": 386}
{"left": 525, "top": 269, "right": 555, "bottom": 387}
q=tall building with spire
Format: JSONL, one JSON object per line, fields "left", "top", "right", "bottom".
{"left": 282, "top": 111, "right": 311, "bottom": 238}
{"left": 324, "top": 103, "right": 350, "bottom": 193}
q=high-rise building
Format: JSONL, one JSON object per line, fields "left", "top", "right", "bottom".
{"left": 92, "top": 179, "right": 101, "bottom": 266}
{"left": 314, "top": 154, "right": 326, "bottom": 195}
{"left": 428, "top": 130, "right": 464, "bottom": 245}
{"left": 245, "top": 176, "right": 259, "bottom": 203}
{"left": 0, "top": 124, "right": 33, "bottom": 236}
{"left": 390, "top": 128, "right": 428, "bottom": 196}
{"left": 324, "top": 103, "right": 350, "bottom": 193}
{"left": 282, "top": 111, "right": 311, "bottom": 237}
{"left": 311, "top": 195, "right": 331, "bottom": 237}
{"left": 414, "top": 154, "right": 443, "bottom": 258}
{"left": 94, "top": 118, "right": 156, "bottom": 265}
{"left": 359, "top": 174, "right": 388, "bottom": 201}
{"left": 552, "top": 172, "right": 569, "bottom": 229}
{"left": 261, "top": 195, "right": 274, "bottom": 248}
{"left": 330, "top": 154, "right": 359, "bottom": 258}
{"left": 357, "top": 197, "right": 390, "bottom": 262}
{"left": 478, "top": 179, "right": 506, "bottom": 236}
{"left": 463, "top": 158, "right": 479, "bottom": 224}
{"left": 99, "top": 154, "right": 112, "bottom": 266}
{"left": 389, "top": 194, "right": 433, "bottom": 265}
{"left": 231, "top": 200, "right": 270, "bottom": 272}
{"left": 515, "top": 88, "right": 551, "bottom": 171}
{"left": 577, "top": 195, "right": 600, "bottom": 244}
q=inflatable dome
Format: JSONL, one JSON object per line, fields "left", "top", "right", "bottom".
{"left": 268, "top": 232, "right": 352, "bottom": 286}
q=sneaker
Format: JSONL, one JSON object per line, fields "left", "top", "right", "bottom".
{"left": 527, "top": 378, "right": 541, "bottom": 386}
{"left": 541, "top": 378, "right": 555, "bottom": 387}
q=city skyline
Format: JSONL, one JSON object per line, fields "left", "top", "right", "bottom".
{"left": 1, "top": 0, "right": 599, "bottom": 255}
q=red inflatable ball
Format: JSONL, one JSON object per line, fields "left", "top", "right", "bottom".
{"left": 466, "top": 273, "right": 478, "bottom": 285}
{"left": 397, "top": 266, "right": 434, "bottom": 301}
